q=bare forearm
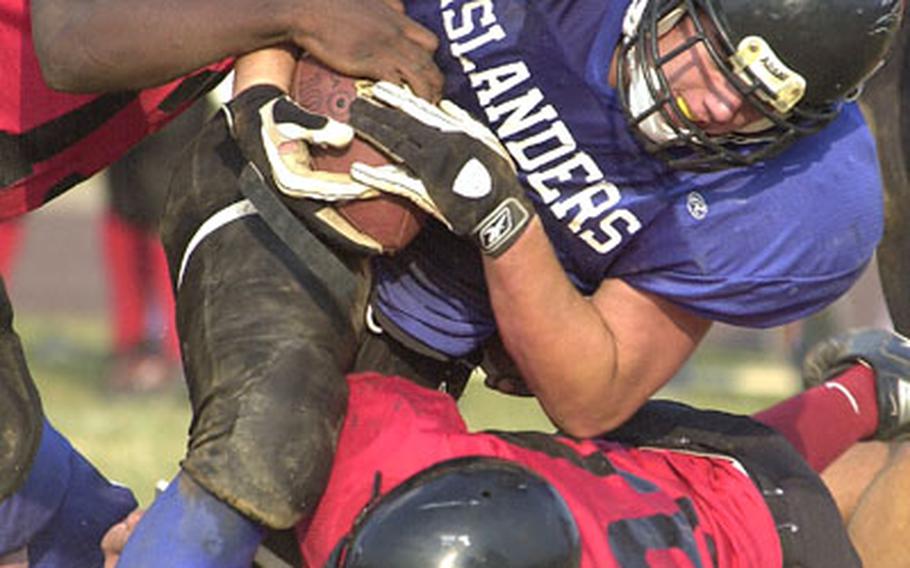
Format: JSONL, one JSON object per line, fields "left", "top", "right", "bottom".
{"left": 0, "top": 547, "right": 27, "bottom": 568}
{"left": 484, "top": 220, "right": 709, "bottom": 437}
{"left": 483, "top": 220, "right": 627, "bottom": 436}
{"left": 233, "top": 45, "right": 298, "bottom": 95}
{"left": 31, "top": 0, "right": 444, "bottom": 100}
{"left": 32, "top": 0, "right": 295, "bottom": 91}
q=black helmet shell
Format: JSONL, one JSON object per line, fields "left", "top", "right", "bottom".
{"left": 712, "top": 0, "right": 905, "bottom": 105}
{"left": 617, "top": 0, "right": 905, "bottom": 170}
{"left": 334, "top": 457, "right": 581, "bottom": 568}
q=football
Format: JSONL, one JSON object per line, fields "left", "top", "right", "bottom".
{"left": 291, "top": 55, "right": 425, "bottom": 253}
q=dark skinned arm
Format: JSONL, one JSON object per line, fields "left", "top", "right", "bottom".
{"left": 31, "top": 0, "right": 443, "bottom": 101}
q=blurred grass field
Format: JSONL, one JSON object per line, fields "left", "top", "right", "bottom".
{"left": 21, "top": 313, "right": 793, "bottom": 507}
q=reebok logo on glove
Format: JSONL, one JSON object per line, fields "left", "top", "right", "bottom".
{"left": 450, "top": 159, "right": 530, "bottom": 255}
{"left": 476, "top": 199, "right": 532, "bottom": 255}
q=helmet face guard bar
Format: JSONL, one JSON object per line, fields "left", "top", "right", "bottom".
{"left": 617, "top": 0, "right": 838, "bottom": 171}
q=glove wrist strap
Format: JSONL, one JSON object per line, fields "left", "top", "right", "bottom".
{"left": 473, "top": 198, "right": 535, "bottom": 257}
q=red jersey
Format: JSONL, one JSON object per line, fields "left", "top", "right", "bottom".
{"left": 0, "top": 0, "right": 232, "bottom": 219}
{"left": 299, "top": 373, "right": 783, "bottom": 567}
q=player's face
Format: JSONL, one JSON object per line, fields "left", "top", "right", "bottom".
{"left": 657, "top": 14, "right": 765, "bottom": 135}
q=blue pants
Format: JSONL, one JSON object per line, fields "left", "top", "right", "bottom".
{"left": 116, "top": 473, "right": 263, "bottom": 568}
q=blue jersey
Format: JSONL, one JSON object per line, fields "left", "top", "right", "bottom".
{"left": 372, "top": 0, "right": 883, "bottom": 357}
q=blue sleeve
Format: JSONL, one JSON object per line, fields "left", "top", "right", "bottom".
{"left": 614, "top": 105, "right": 883, "bottom": 327}
{"left": 0, "top": 420, "right": 69, "bottom": 555}
{"left": 117, "top": 473, "right": 262, "bottom": 568}
{"left": 0, "top": 420, "right": 137, "bottom": 567}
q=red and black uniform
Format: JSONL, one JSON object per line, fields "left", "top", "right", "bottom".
{"left": 0, "top": 0, "right": 230, "bottom": 218}
{"left": 0, "top": 1, "right": 232, "bottom": 559}
{"left": 300, "top": 373, "right": 786, "bottom": 567}
{"left": 0, "top": 0, "right": 229, "bottom": 503}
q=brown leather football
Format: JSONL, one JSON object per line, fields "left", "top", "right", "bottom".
{"left": 291, "top": 56, "right": 425, "bottom": 253}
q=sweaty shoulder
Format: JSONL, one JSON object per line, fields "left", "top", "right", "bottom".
{"left": 615, "top": 104, "right": 883, "bottom": 327}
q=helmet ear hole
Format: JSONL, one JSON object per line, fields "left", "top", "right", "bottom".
{"left": 337, "top": 457, "right": 581, "bottom": 568}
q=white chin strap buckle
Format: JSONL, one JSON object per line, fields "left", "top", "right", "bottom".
{"left": 731, "top": 35, "right": 805, "bottom": 114}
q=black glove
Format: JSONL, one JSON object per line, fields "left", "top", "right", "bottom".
{"left": 348, "top": 81, "right": 534, "bottom": 257}
{"left": 224, "top": 84, "right": 388, "bottom": 255}
{"left": 802, "top": 328, "right": 910, "bottom": 386}
{"left": 802, "top": 328, "right": 910, "bottom": 440}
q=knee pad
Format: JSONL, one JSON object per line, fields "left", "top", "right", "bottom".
{"left": 181, "top": 335, "right": 352, "bottom": 528}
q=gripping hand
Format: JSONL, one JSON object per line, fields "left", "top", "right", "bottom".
{"left": 225, "top": 84, "right": 377, "bottom": 202}
{"left": 802, "top": 329, "right": 910, "bottom": 386}
{"left": 225, "top": 84, "right": 396, "bottom": 255}
{"left": 803, "top": 328, "right": 910, "bottom": 440}
{"left": 349, "top": 82, "right": 535, "bottom": 256}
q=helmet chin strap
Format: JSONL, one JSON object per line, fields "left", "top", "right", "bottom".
{"left": 730, "top": 35, "right": 805, "bottom": 114}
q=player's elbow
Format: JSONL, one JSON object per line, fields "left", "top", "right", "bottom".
{"left": 33, "top": 36, "right": 92, "bottom": 92}
{"left": 36, "top": 57, "right": 82, "bottom": 92}
{"left": 541, "top": 375, "right": 650, "bottom": 438}
{"left": 33, "top": 22, "right": 119, "bottom": 93}
{"left": 553, "top": 407, "right": 633, "bottom": 439}
{"left": 539, "top": 386, "right": 637, "bottom": 438}
{"left": 532, "top": 369, "right": 638, "bottom": 438}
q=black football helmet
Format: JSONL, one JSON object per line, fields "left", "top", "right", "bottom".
{"left": 328, "top": 457, "right": 581, "bottom": 568}
{"left": 617, "top": 0, "right": 905, "bottom": 170}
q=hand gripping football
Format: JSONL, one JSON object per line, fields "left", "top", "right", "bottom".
{"left": 291, "top": 56, "right": 425, "bottom": 252}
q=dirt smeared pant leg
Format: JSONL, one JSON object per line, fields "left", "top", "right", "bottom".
{"left": 160, "top": 111, "right": 369, "bottom": 528}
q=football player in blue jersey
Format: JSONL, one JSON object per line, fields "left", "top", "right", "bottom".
{"left": 113, "top": 0, "right": 905, "bottom": 566}
{"left": 351, "top": 0, "right": 904, "bottom": 437}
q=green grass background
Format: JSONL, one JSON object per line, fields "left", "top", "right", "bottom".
{"left": 22, "top": 314, "right": 791, "bottom": 506}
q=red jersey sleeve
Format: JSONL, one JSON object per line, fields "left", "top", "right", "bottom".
{"left": 0, "top": 0, "right": 232, "bottom": 218}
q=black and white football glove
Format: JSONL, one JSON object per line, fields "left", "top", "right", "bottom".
{"left": 225, "top": 84, "right": 377, "bottom": 201}
{"left": 349, "top": 81, "right": 535, "bottom": 257}
{"left": 225, "top": 84, "right": 394, "bottom": 255}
